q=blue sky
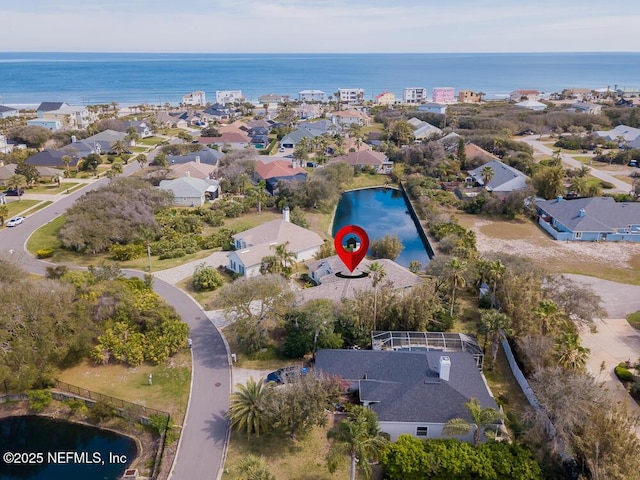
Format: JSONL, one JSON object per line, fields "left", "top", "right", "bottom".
{"left": 1, "top": 0, "right": 639, "bottom": 53}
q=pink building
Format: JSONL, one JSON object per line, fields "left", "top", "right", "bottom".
{"left": 432, "top": 87, "right": 456, "bottom": 104}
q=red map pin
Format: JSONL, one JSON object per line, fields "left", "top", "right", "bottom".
{"left": 334, "top": 225, "right": 369, "bottom": 273}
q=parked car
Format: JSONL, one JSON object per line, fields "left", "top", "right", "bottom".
{"left": 4, "top": 188, "right": 24, "bottom": 196}
{"left": 265, "top": 366, "right": 307, "bottom": 384}
{"left": 279, "top": 147, "right": 286, "bottom": 152}
{"left": 629, "top": 160, "right": 638, "bottom": 167}
{"left": 6, "top": 216, "right": 24, "bottom": 227}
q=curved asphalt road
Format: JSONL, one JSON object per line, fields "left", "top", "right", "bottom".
{"left": 0, "top": 162, "right": 230, "bottom": 479}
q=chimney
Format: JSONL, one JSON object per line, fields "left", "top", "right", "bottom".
{"left": 283, "top": 206, "right": 290, "bottom": 222}
{"left": 578, "top": 208, "right": 586, "bottom": 217}
{"left": 556, "top": 195, "right": 563, "bottom": 203}
{"left": 438, "top": 356, "right": 451, "bottom": 382}
{"left": 71, "top": 135, "right": 77, "bottom": 143}
{"left": 195, "top": 155, "right": 201, "bottom": 164}
{"left": 186, "top": 170, "right": 191, "bottom": 177}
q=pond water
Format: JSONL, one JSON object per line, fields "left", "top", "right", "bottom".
{"left": 0, "top": 416, "right": 137, "bottom": 480}
{"left": 332, "top": 188, "right": 432, "bottom": 268}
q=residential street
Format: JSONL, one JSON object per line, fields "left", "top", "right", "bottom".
{"left": 0, "top": 158, "right": 231, "bottom": 480}
{"left": 520, "top": 135, "right": 632, "bottom": 194}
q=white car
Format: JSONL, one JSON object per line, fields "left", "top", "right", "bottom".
{"left": 6, "top": 216, "right": 24, "bottom": 227}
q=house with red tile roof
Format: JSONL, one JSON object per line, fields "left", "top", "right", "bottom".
{"left": 255, "top": 159, "right": 308, "bottom": 194}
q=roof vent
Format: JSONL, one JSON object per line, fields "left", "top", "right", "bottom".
{"left": 556, "top": 195, "right": 563, "bottom": 203}
{"left": 578, "top": 208, "right": 586, "bottom": 217}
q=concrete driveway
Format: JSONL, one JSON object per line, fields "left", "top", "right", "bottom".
{"left": 565, "top": 274, "right": 640, "bottom": 429}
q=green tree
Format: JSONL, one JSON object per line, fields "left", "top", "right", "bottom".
{"left": 15, "top": 161, "right": 40, "bottom": 185}
{"left": 389, "top": 120, "right": 414, "bottom": 147}
{"left": 443, "top": 397, "right": 504, "bottom": 447}
{"left": 272, "top": 241, "right": 297, "bottom": 277}
{"left": 0, "top": 203, "right": 7, "bottom": 225}
{"left": 326, "top": 406, "right": 388, "bottom": 480}
{"left": 192, "top": 263, "right": 224, "bottom": 291}
{"left": 569, "top": 175, "right": 588, "bottom": 197}
{"left": 532, "top": 166, "right": 565, "bottom": 199}
{"left": 480, "top": 165, "right": 494, "bottom": 187}
{"left": 479, "top": 310, "right": 511, "bottom": 366}
{"left": 381, "top": 434, "right": 432, "bottom": 480}
{"left": 136, "top": 154, "right": 147, "bottom": 169}
{"left": 228, "top": 377, "right": 272, "bottom": 439}
{"left": 368, "top": 261, "right": 387, "bottom": 330}
{"left": 110, "top": 140, "right": 127, "bottom": 156}
{"left": 7, "top": 174, "right": 27, "bottom": 200}
{"left": 215, "top": 275, "right": 294, "bottom": 353}
{"left": 176, "top": 131, "right": 193, "bottom": 144}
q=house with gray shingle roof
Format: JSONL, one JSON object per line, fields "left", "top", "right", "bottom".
{"left": 298, "top": 257, "right": 421, "bottom": 304}
{"left": 407, "top": 117, "right": 442, "bottom": 141}
{"left": 537, "top": 196, "right": 640, "bottom": 242}
{"left": 595, "top": 124, "right": 640, "bottom": 144}
{"left": 167, "top": 148, "right": 223, "bottom": 166}
{"left": 316, "top": 349, "right": 498, "bottom": 441}
{"left": 158, "top": 177, "right": 219, "bottom": 207}
{"left": 228, "top": 209, "right": 324, "bottom": 277}
{"left": 467, "top": 159, "right": 528, "bottom": 193}
{"left": 0, "top": 105, "right": 19, "bottom": 119}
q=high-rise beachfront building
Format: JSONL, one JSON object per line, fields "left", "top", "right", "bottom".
{"left": 182, "top": 91, "right": 206, "bottom": 106}
{"left": 338, "top": 88, "right": 365, "bottom": 104}
{"left": 403, "top": 87, "right": 427, "bottom": 104}
{"left": 215, "top": 90, "right": 244, "bottom": 104}
{"left": 458, "top": 90, "right": 483, "bottom": 103}
{"left": 298, "top": 90, "right": 326, "bottom": 102}
{"left": 432, "top": 87, "right": 456, "bottom": 104}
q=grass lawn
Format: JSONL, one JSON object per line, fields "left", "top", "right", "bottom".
{"left": 202, "top": 210, "right": 282, "bottom": 237}
{"left": 5, "top": 200, "right": 40, "bottom": 218}
{"left": 28, "top": 182, "right": 80, "bottom": 194}
{"left": 20, "top": 201, "right": 52, "bottom": 216}
{"left": 222, "top": 423, "right": 352, "bottom": 480}
{"left": 572, "top": 155, "right": 595, "bottom": 164}
{"left": 26, "top": 215, "right": 65, "bottom": 252}
{"left": 613, "top": 174, "right": 634, "bottom": 185}
{"left": 175, "top": 269, "right": 234, "bottom": 308}
{"left": 138, "top": 136, "right": 167, "bottom": 146}
{"left": 626, "top": 311, "right": 640, "bottom": 330}
{"left": 57, "top": 352, "right": 191, "bottom": 423}
{"left": 350, "top": 174, "right": 394, "bottom": 190}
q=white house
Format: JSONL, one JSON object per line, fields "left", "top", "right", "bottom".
{"left": 26, "top": 118, "right": 62, "bottom": 131}
{"left": 375, "top": 92, "right": 396, "bottom": 106}
{"left": 227, "top": 208, "right": 324, "bottom": 277}
{"left": 338, "top": 88, "right": 364, "bottom": 104}
{"left": 403, "top": 87, "right": 427, "bottom": 104}
{"left": 182, "top": 90, "right": 206, "bottom": 106}
{"left": 298, "top": 90, "right": 326, "bottom": 102}
{"left": 215, "top": 90, "right": 244, "bottom": 104}
{"left": 316, "top": 348, "right": 497, "bottom": 442}
{"left": 418, "top": 103, "right": 448, "bottom": 114}
{"left": 0, "top": 105, "right": 19, "bottom": 119}
{"left": 158, "top": 177, "right": 219, "bottom": 207}
{"left": 515, "top": 99, "right": 547, "bottom": 111}
{"left": 36, "top": 102, "right": 93, "bottom": 129}
{"left": 468, "top": 159, "right": 529, "bottom": 193}
{"left": 330, "top": 109, "right": 369, "bottom": 128}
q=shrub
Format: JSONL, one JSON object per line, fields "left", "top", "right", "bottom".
{"left": 109, "top": 243, "right": 146, "bottom": 261}
{"left": 45, "top": 265, "right": 68, "bottom": 279}
{"left": 65, "top": 397, "right": 88, "bottom": 414}
{"left": 192, "top": 263, "right": 224, "bottom": 291}
{"left": 89, "top": 400, "right": 117, "bottom": 423}
{"left": 27, "top": 390, "right": 52, "bottom": 412}
{"left": 615, "top": 365, "right": 633, "bottom": 381}
{"left": 36, "top": 248, "right": 54, "bottom": 259}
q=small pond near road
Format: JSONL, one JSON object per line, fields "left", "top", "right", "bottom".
{"left": 0, "top": 415, "right": 137, "bottom": 480}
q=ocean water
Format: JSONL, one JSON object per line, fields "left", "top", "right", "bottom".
{"left": 0, "top": 52, "right": 639, "bottom": 106}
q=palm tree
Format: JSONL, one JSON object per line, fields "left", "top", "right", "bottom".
{"left": 255, "top": 180, "right": 266, "bottom": 213}
{"left": 326, "top": 406, "right": 388, "bottom": 480}
{"left": 447, "top": 257, "right": 467, "bottom": 317}
{"left": 577, "top": 165, "right": 590, "bottom": 177}
{"left": 480, "top": 310, "right": 511, "bottom": 366}
{"left": 7, "top": 174, "right": 27, "bottom": 201}
{"left": 176, "top": 131, "right": 193, "bottom": 144}
{"left": 368, "top": 262, "right": 387, "bottom": 330}
{"left": 228, "top": 377, "right": 272, "bottom": 439}
{"left": 272, "top": 241, "right": 297, "bottom": 277}
{"left": 534, "top": 299, "right": 562, "bottom": 336}
{"left": 110, "top": 140, "right": 127, "bottom": 157}
{"left": 487, "top": 260, "right": 505, "bottom": 308}
{"left": 443, "top": 397, "right": 504, "bottom": 447}
{"left": 569, "top": 176, "right": 588, "bottom": 197}
{"left": 555, "top": 332, "right": 590, "bottom": 371}
{"left": 136, "top": 154, "right": 147, "bottom": 169}
{"left": 61, "top": 155, "right": 72, "bottom": 177}
{"left": 0, "top": 203, "right": 8, "bottom": 226}
{"left": 480, "top": 165, "right": 494, "bottom": 187}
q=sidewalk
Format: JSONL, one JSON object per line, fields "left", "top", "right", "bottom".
{"left": 152, "top": 250, "right": 230, "bottom": 285}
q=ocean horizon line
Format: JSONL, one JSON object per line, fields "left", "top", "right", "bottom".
{"left": 1, "top": 50, "right": 639, "bottom": 55}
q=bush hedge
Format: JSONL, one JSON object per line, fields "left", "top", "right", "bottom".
{"left": 615, "top": 364, "right": 634, "bottom": 382}
{"left": 36, "top": 248, "right": 55, "bottom": 259}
